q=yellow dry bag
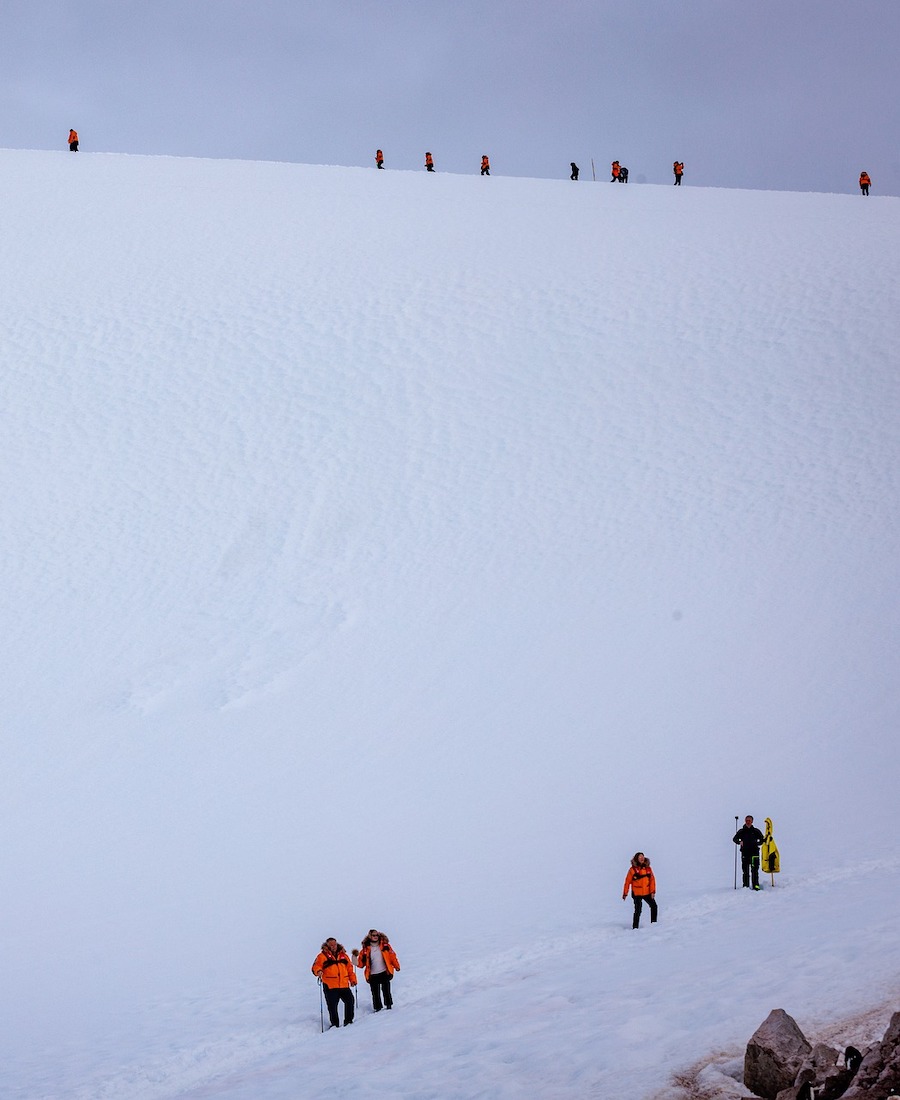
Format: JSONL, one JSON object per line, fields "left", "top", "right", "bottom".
{"left": 761, "top": 816, "right": 780, "bottom": 874}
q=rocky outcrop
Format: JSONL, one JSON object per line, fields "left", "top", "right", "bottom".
{"left": 744, "top": 1009, "right": 812, "bottom": 1099}
{"left": 742, "top": 1009, "right": 900, "bottom": 1100}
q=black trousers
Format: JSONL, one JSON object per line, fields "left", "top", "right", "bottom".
{"left": 861, "top": 185, "right": 869, "bottom": 195}
{"left": 632, "top": 894, "right": 658, "bottom": 928}
{"left": 674, "top": 175, "right": 682, "bottom": 185}
{"left": 69, "top": 142, "right": 79, "bottom": 152}
{"left": 323, "top": 985, "right": 354, "bottom": 1026}
{"left": 368, "top": 972, "right": 393, "bottom": 1010}
{"left": 742, "top": 852, "right": 760, "bottom": 888}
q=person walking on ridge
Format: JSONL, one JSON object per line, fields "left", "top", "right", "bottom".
{"left": 352, "top": 929, "right": 400, "bottom": 1012}
{"left": 425, "top": 151, "right": 435, "bottom": 172}
{"left": 673, "top": 161, "right": 684, "bottom": 185}
{"left": 312, "top": 938, "right": 357, "bottom": 1028}
{"left": 859, "top": 171, "right": 871, "bottom": 195}
{"left": 733, "top": 815, "right": 765, "bottom": 890}
{"left": 375, "top": 149, "right": 384, "bottom": 169}
{"left": 611, "top": 160, "right": 621, "bottom": 182}
{"left": 481, "top": 155, "right": 490, "bottom": 176}
{"left": 570, "top": 162, "right": 579, "bottom": 181}
{"left": 68, "top": 129, "right": 79, "bottom": 152}
{"left": 623, "top": 852, "right": 658, "bottom": 928}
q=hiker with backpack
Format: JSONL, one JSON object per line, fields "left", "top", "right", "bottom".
{"left": 622, "top": 852, "right": 658, "bottom": 928}
{"left": 312, "top": 938, "right": 357, "bottom": 1028}
{"left": 859, "top": 171, "right": 871, "bottom": 195}
{"left": 673, "top": 161, "right": 684, "bottom": 185}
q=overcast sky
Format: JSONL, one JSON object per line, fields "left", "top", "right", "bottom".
{"left": 2, "top": 0, "right": 898, "bottom": 194}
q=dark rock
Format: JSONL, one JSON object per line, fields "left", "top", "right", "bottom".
{"left": 841, "top": 1010, "right": 900, "bottom": 1098}
{"left": 745, "top": 1009, "right": 812, "bottom": 1099}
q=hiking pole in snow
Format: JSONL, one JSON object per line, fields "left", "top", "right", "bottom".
{"left": 319, "top": 979, "right": 324, "bottom": 1033}
{"left": 734, "top": 815, "right": 739, "bottom": 889}
{"left": 591, "top": 158, "right": 596, "bottom": 182}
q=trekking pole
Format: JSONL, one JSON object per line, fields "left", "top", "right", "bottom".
{"left": 319, "top": 979, "right": 324, "bottom": 1033}
{"left": 733, "top": 816, "right": 739, "bottom": 889}
{"left": 591, "top": 158, "right": 596, "bottom": 182}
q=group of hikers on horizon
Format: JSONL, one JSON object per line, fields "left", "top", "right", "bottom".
{"left": 63, "top": 131, "right": 874, "bottom": 193}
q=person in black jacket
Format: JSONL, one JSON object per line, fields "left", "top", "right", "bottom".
{"left": 733, "top": 815, "right": 766, "bottom": 890}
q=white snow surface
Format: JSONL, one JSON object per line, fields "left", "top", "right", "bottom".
{"left": 1, "top": 149, "right": 898, "bottom": 1099}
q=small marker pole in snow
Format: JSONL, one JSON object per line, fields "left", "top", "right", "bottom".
{"left": 591, "top": 158, "right": 596, "bottom": 182}
{"left": 319, "top": 979, "right": 325, "bottom": 1033}
{"left": 734, "top": 815, "right": 739, "bottom": 889}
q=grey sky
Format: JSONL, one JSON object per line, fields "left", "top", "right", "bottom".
{"left": 3, "top": 0, "right": 898, "bottom": 194}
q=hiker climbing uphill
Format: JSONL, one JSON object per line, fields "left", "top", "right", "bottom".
{"left": 312, "top": 938, "right": 357, "bottom": 1029}
{"left": 353, "top": 929, "right": 400, "bottom": 1012}
{"left": 622, "top": 852, "right": 658, "bottom": 928}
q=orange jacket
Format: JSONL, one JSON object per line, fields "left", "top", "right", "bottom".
{"left": 674, "top": 162, "right": 684, "bottom": 175}
{"left": 859, "top": 173, "right": 871, "bottom": 187}
{"left": 623, "top": 860, "right": 656, "bottom": 898}
{"left": 376, "top": 149, "right": 383, "bottom": 163}
{"left": 68, "top": 130, "right": 78, "bottom": 143}
{"left": 354, "top": 939, "right": 400, "bottom": 980}
{"left": 611, "top": 161, "right": 620, "bottom": 177}
{"left": 425, "top": 152, "right": 434, "bottom": 168}
{"left": 481, "top": 156, "right": 490, "bottom": 169}
{"left": 312, "top": 945, "right": 357, "bottom": 989}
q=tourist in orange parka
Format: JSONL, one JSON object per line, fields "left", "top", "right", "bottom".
{"left": 622, "top": 852, "right": 658, "bottom": 928}
{"left": 312, "top": 938, "right": 357, "bottom": 1028}
{"left": 352, "top": 929, "right": 400, "bottom": 1012}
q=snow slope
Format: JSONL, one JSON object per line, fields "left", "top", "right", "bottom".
{"left": 0, "top": 149, "right": 898, "bottom": 1098}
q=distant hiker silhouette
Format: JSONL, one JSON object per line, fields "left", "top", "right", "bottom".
{"left": 570, "top": 162, "right": 579, "bottom": 181}
{"left": 68, "top": 129, "right": 79, "bottom": 152}
{"left": 481, "top": 155, "right": 490, "bottom": 176}
{"left": 618, "top": 165, "right": 629, "bottom": 183}
{"left": 375, "top": 149, "right": 384, "bottom": 169}
{"left": 859, "top": 171, "right": 871, "bottom": 195}
{"left": 425, "top": 152, "right": 435, "bottom": 172}
{"left": 673, "top": 161, "right": 684, "bottom": 185}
